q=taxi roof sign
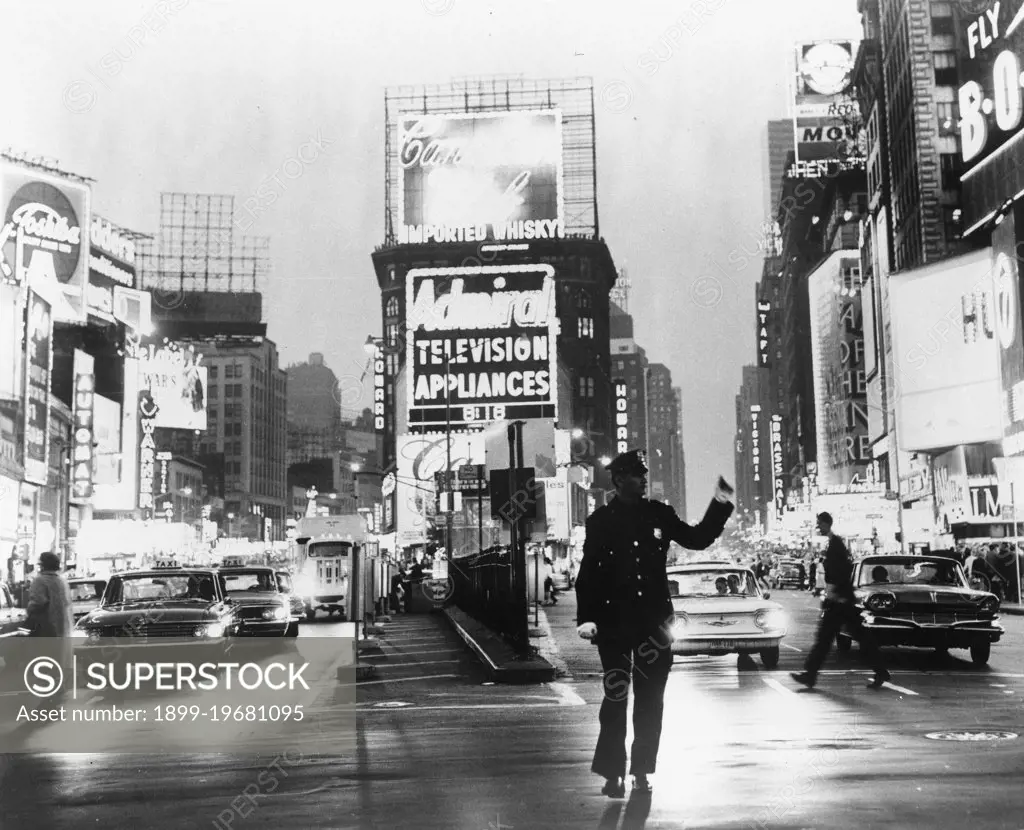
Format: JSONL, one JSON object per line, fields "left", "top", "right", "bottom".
{"left": 152, "top": 558, "right": 182, "bottom": 569}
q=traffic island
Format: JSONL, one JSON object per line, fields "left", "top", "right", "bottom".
{"left": 442, "top": 606, "right": 556, "bottom": 684}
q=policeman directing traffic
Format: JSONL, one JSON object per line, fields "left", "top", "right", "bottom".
{"left": 575, "top": 449, "right": 735, "bottom": 798}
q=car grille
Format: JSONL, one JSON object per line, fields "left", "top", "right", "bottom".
{"left": 99, "top": 623, "right": 202, "bottom": 638}
{"left": 886, "top": 610, "right": 983, "bottom": 624}
{"left": 238, "top": 606, "right": 274, "bottom": 621}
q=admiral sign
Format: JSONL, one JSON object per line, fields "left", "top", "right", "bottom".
{"left": 614, "top": 379, "right": 629, "bottom": 453}
{"left": 405, "top": 265, "right": 558, "bottom": 430}
{"left": 0, "top": 164, "right": 90, "bottom": 322}
{"left": 396, "top": 110, "right": 564, "bottom": 245}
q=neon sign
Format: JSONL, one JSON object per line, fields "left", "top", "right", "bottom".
{"left": 614, "top": 379, "right": 629, "bottom": 454}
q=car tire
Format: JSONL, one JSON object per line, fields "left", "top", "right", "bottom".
{"left": 760, "top": 647, "right": 780, "bottom": 669}
{"left": 836, "top": 634, "right": 852, "bottom": 653}
{"left": 970, "top": 641, "right": 991, "bottom": 666}
{"left": 305, "top": 608, "right": 316, "bottom": 622}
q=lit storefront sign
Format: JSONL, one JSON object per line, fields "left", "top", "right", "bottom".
{"left": 0, "top": 163, "right": 90, "bottom": 321}
{"left": 138, "top": 393, "right": 159, "bottom": 512}
{"left": 71, "top": 350, "right": 96, "bottom": 502}
{"left": 750, "top": 404, "right": 761, "bottom": 484}
{"left": 22, "top": 291, "right": 52, "bottom": 485}
{"left": 405, "top": 264, "right": 557, "bottom": 430}
{"left": 614, "top": 379, "right": 629, "bottom": 453}
{"left": 396, "top": 110, "right": 564, "bottom": 244}
{"left": 757, "top": 302, "right": 771, "bottom": 367}
{"left": 373, "top": 343, "right": 385, "bottom": 432}
{"left": 771, "top": 415, "right": 784, "bottom": 520}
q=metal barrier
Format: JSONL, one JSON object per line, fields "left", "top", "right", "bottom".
{"left": 450, "top": 546, "right": 528, "bottom": 651}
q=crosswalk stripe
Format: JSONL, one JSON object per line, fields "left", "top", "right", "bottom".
{"left": 762, "top": 677, "right": 797, "bottom": 697}
{"left": 882, "top": 681, "right": 919, "bottom": 696}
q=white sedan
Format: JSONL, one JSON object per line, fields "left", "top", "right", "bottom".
{"left": 667, "top": 563, "right": 788, "bottom": 668}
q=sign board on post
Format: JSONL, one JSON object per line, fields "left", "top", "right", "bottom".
{"left": 71, "top": 350, "right": 96, "bottom": 502}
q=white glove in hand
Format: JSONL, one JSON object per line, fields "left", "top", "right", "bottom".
{"left": 714, "top": 475, "right": 735, "bottom": 504}
{"left": 577, "top": 622, "right": 597, "bottom": 640}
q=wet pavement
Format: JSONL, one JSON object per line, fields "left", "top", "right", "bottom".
{"left": 1, "top": 592, "right": 1023, "bottom": 828}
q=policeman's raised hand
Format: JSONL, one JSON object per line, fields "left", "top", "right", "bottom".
{"left": 715, "top": 476, "right": 735, "bottom": 503}
{"left": 577, "top": 622, "right": 597, "bottom": 640}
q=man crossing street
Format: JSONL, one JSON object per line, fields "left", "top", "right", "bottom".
{"left": 575, "top": 450, "right": 734, "bottom": 798}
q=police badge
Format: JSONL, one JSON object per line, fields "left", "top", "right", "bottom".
{"left": 653, "top": 528, "right": 662, "bottom": 540}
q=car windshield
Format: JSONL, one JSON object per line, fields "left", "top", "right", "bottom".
{"left": 70, "top": 581, "right": 105, "bottom": 602}
{"left": 669, "top": 570, "right": 760, "bottom": 599}
{"left": 104, "top": 573, "right": 218, "bottom": 604}
{"left": 856, "top": 560, "right": 967, "bottom": 588}
{"left": 224, "top": 571, "right": 279, "bottom": 593}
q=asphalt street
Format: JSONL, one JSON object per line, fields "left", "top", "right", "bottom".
{"left": 1, "top": 592, "right": 1023, "bottom": 829}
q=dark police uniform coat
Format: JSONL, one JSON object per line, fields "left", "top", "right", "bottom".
{"left": 576, "top": 496, "right": 734, "bottom": 640}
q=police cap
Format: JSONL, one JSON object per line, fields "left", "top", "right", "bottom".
{"left": 606, "top": 450, "right": 648, "bottom": 476}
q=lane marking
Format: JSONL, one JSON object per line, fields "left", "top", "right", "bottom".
{"left": 782, "top": 644, "right": 803, "bottom": 652}
{"left": 762, "top": 677, "right": 797, "bottom": 697}
{"left": 355, "top": 702, "right": 571, "bottom": 712}
{"left": 882, "top": 681, "right": 919, "bottom": 696}
{"left": 341, "top": 673, "right": 461, "bottom": 686}
{"left": 548, "top": 682, "right": 586, "bottom": 706}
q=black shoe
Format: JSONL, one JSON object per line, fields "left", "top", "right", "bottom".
{"left": 632, "top": 775, "right": 652, "bottom": 793}
{"left": 867, "top": 670, "right": 890, "bottom": 689}
{"left": 790, "top": 671, "right": 815, "bottom": 689}
{"left": 601, "top": 777, "right": 625, "bottom": 798}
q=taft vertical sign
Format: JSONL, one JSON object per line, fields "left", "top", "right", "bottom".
{"left": 71, "top": 350, "right": 96, "bottom": 502}
{"left": 405, "top": 264, "right": 558, "bottom": 430}
{"left": 757, "top": 302, "right": 772, "bottom": 367}
{"left": 614, "top": 379, "right": 629, "bottom": 453}
{"left": 22, "top": 291, "right": 52, "bottom": 485}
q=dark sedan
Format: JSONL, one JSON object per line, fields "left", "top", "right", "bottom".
{"left": 838, "top": 554, "right": 1003, "bottom": 665}
{"left": 220, "top": 567, "right": 298, "bottom": 637}
{"left": 73, "top": 565, "right": 238, "bottom": 644}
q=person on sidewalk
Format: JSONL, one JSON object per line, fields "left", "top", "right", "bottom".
{"left": 791, "top": 512, "right": 890, "bottom": 691}
{"left": 575, "top": 449, "right": 734, "bottom": 798}
{"left": 25, "top": 552, "right": 74, "bottom": 704}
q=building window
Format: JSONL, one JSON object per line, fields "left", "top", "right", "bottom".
{"left": 943, "top": 206, "right": 962, "bottom": 242}
{"left": 234, "top": 383, "right": 242, "bottom": 397}
{"left": 386, "top": 297, "right": 399, "bottom": 317}
{"left": 225, "top": 365, "right": 234, "bottom": 379}
{"left": 386, "top": 323, "right": 399, "bottom": 347}
{"left": 209, "top": 366, "right": 218, "bottom": 380}
{"left": 933, "top": 51, "right": 958, "bottom": 86}
{"left": 578, "top": 317, "right": 594, "bottom": 338}
{"left": 208, "top": 385, "right": 218, "bottom": 399}
{"left": 578, "top": 376, "right": 595, "bottom": 398}
{"left": 577, "top": 290, "right": 592, "bottom": 310}
{"left": 940, "top": 153, "right": 962, "bottom": 190}
{"left": 937, "top": 101, "right": 958, "bottom": 136}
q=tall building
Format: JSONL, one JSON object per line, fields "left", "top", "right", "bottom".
{"left": 673, "top": 386, "right": 687, "bottom": 513}
{"left": 610, "top": 303, "right": 649, "bottom": 456}
{"left": 734, "top": 365, "right": 769, "bottom": 524}
{"left": 647, "top": 363, "right": 684, "bottom": 510}
{"left": 764, "top": 120, "right": 795, "bottom": 218}
{"left": 286, "top": 353, "right": 341, "bottom": 430}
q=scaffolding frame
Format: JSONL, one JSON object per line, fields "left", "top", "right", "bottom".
{"left": 137, "top": 193, "right": 269, "bottom": 294}
{"left": 382, "top": 76, "right": 598, "bottom": 245}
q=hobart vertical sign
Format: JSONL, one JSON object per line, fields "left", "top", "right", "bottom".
{"left": 405, "top": 264, "right": 558, "bottom": 430}
{"left": 614, "top": 379, "right": 629, "bottom": 453}
{"left": 372, "top": 343, "right": 385, "bottom": 432}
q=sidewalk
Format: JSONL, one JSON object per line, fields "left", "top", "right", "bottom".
{"left": 531, "top": 590, "right": 603, "bottom": 680}
{"left": 1002, "top": 603, "right": 1024, "bottom": 615}
{"left": 441, "top": 606, "right": 556, "bottom": 683}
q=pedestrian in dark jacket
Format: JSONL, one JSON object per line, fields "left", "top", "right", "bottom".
{"left": 791, "top": 513, "right": 889, "bottom": 690}
{"left": 575, "top": 449, "right": 734, "bottom": 798}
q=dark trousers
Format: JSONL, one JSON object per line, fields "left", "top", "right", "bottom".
{"left": 804, "top": 599, "right": 886, "bottom": 678}
{"left": 593, "top": 628, "right": 673, "bottom": 779}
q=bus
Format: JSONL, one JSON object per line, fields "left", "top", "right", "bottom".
{"left": 291, "top": 515, "right": 383, "bottom": 622}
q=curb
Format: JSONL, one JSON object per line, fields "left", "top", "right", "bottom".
{"left": 1001, "top": 605, "right": 1024, "bottom": 616}
{"left": 441, "top": 609, "right": 556, "bottom": 684}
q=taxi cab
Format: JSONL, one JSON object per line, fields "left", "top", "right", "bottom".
{"left": 72, "top": 558, "right": 239, "bottom": 644}
{"left": 68, "top": 577, "right": 107, "bottom": 620}
{"left": 219, "top": 565, "right": 298, "bottom": 637}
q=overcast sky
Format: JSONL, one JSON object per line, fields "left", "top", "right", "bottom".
{"left": 7, "top": 0, "right": 860, "bottom": 517}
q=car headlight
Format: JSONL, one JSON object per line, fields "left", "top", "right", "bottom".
{"left": 865, "top": 593, "right": 897, "bottom": 612}
{"left": 754, "top": 609, "right": 786, "bottom": 630}
{"left": 263, "top": 608, "right": 287, "bottom": 621}
{"left": 980, "top": 596, "right": 1000, "bottom": 614}
{"left": 195, "top": 623, "right": 226, "bottom": 638}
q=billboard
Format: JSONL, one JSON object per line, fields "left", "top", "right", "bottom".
{"left": 395, "top": 432, "right": 485, "bottom": 547}
{"left": 0, "top": 162, "right": 90, "bottom": 322}
{"left": 71, "top": 350, "right": 96, "bottom": 503}
{"left": 992, "top": 209, "right": 1024, "bottom": 456}
{"left": 396, "top": 110, "right": 564, "bottom": 244}
{"left": 793, "top": 41, "right": 856, "bottom": 117}
{"left": 22, "top": 291, "right": 52, "bottom": 485}
{"left": 809, "top": 253, "right": 869, "bottom": 488}
{"left": 890, "top": 248, "right": 1003, "bottom": 451}
{"left": 957, "top": 1, "right": 1024, "bottom": 168}
{"left": 88, "top": 216, "right": 136, "bottom": 322}
{"left": 92, "top": 394, "right": 122, "bottom": 487}
{"left": 405, "top": 264, "right": 557, "bottom": 430}
{"left": 138, "top": 343, "right": 208, "bottom": 431}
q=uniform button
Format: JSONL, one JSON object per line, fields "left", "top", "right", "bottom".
{"left": 637, "top": 575, "right": 641, "bottom": 580}
{"left": 633, "top": 542, "right": 638, "bottom": 547}
{"left": 637, "top": 591, "right": 643, "bottom": 597}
